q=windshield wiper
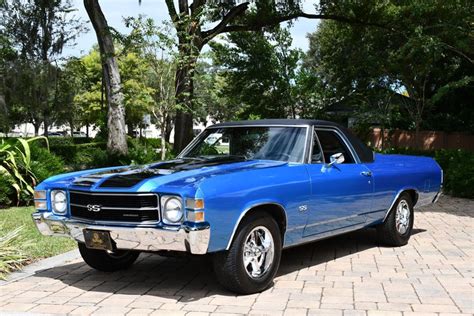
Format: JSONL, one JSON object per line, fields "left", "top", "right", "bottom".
{"left": 180, "top": 156, "right": 207, "bottom": 162}
{"left": 197, "top": 155, "right": 248, "bottom": 161}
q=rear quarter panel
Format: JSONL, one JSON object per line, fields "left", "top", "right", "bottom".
{"left": 366, "top": 153, "right": 442, "bottom": 224}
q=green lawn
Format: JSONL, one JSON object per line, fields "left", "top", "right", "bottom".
{"left": 0, "top": 206, "right": 76, "bottom": 277}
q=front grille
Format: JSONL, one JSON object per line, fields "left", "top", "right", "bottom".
{"left": 69, "top": 191, "right": 159, "bottom": 223}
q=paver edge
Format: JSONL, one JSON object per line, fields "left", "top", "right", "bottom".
{"left": 0, "top": 249, "right": 80, "bottom": 285}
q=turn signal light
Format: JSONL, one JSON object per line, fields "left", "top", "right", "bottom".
{"left": 186, "top": 198, "right": 204, "bottom": 210}
{"left": 187, "top": 211, "right": 205, "bottom": 222}
{"left": 34, "top": 200, "right": 47, "bottom": 210}
{"left": 34, "top": 190, "right": 46, "bottom": 200}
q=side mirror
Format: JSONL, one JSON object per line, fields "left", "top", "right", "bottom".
{"left": 328, "top": 153, "right": 345, "bottom": 167}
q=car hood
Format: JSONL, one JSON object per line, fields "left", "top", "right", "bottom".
{"left": 40, "top": 157, "right": 288, "bottom": 193}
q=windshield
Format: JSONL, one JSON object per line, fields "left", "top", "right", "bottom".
{"left": 181, "top": 126, "right": 307, "bottom": 163}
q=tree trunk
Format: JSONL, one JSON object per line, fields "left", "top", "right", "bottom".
{"left": 160, "top": 118, "right": 167, "bottom": 160}
{"left": 69, "top": 119, "right": 74, "bottom": 137}
{"left": 415, "top": 119, "right": 421, "bottom": 150}
{"left": 173, "top": 48, "right": 199, "bottom": 152}
{"left": 165, "top": 115, "right": 173, "bottom": 143}
{"left": 127, "top": 123, "right": 134, "bottom": 137}
{"left": 43, "top": 111, "right": 49, "bottom": 137}
{"left": 33, "top": 122, "right": 40, "bottom": 136}
{"left": 84, "top": 0, "right": 127, "bottom": 156}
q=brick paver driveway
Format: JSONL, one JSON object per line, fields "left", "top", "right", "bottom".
{"left": 1, "top": 196, "right": 472, "bottom": 316}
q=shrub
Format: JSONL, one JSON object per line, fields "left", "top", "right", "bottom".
{"left": 30, "top": 145, "right": 66, "bottom": 182}
{"left": 0, "top": 173, "right": 14, "bottom": 208}
{"left": 125, "top": 139, "right": 161, "bottom": 165}
{"left": 434, "top": 149, "right": 474, "bottom": 198}
{"left": 0, "top": 225, "right": 28, "bottom": 280}
{"left": 71, "top": 145, "right": 110, "bottom": 170}
{"left": 0, "top": 137, "right": 48, "bottom": 205}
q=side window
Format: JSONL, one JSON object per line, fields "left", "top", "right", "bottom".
{"left": 316, "top": 130, "right": 355, "bottom": 163}
{"left": 311, "top": 130, "right": 324, "bottom": 163}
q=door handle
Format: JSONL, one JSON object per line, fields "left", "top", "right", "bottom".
{"left": 360, "top": 171, "right": 372, "bottom": 177}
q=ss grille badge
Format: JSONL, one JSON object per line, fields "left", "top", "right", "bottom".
{"left": 87, "top": 204, "right": 102, "bottom": 212}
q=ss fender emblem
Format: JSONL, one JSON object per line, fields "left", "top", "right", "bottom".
{"left": 298, "top": 205, "right": 308, "bottom": 212}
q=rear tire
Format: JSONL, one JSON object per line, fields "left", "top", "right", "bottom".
{"left": 78, "top": 243, "right": 139, "bottom": 272}
{"left": 377, "top": 192, "right": 414, "bottom": 246}
{"left": 213, "top": 213, "right": 282, "bottom": 294}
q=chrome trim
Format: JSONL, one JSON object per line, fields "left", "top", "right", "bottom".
{"left": 160, "top": 195, "right": 184, "bottom": 225}
{"left": 70, "top": 190, "right": 158, "bottom": 197}
{"left": 178, "top": 124, "right": 311, "bottom": 164}
{"left": 32, "top": 212, "right": 210, "bottom": 254}
{"left": 69, "top": 191, "right": 160, "bottom": 224}
{"left": 315, "top": 127, "right": 361, "bottom": 164}
{"left": 307, "top": 126, "right": 315, "bottom": 164}
{"left": 309, "top": 126, "right": 325, "bottom": 164}
{"left": 70, "top": 217, "right": 159, "bottom": 227}
{"left": 51, "top": 189, "right": 67, "bottom": 215}
{"left": 432, "top": 191, "right": 442, "bottom": 204}
{"left": 304, "top": 214, "right": 359, "bottom": 228}
{"left": 225, "top": 202, "right": 287, "bottom": 250}
{"left": 284, "top": 222, "right": 368, "bottom": 250}
{"left": 70, "top": 203, "right": 158, "bottom": 211}
{"left": 177, "top": 128, "right": 208, "bottom": 158}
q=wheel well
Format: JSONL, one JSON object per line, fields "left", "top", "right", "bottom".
{"left": 231, "top": 203, "right": 287, "bottom": 247}
{"left": 405, "top": 189, "right": 419, "bottom": 206}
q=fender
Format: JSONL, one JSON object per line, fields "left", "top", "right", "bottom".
{"left": 225, "top": 201, "right": 287, "bottom": 250}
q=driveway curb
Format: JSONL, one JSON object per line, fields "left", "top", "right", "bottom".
{"left": 0, "top": 249, "right": 80, "bottom": 285}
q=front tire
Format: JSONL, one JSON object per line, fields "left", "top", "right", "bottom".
{"left": 78, "top": 243, "right": 140, "bottom": 272}
{"left": 213, "top": 213, "right": 282, "bottom": 294}
{"left": 377, "top": 192, "right": 414, "bottom": 246}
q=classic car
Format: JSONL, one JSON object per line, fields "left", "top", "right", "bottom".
{"left": 32, "top": 119, "right": 443, "bottom": 294}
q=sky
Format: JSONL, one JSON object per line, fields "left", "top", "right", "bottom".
{"left": 63, "top": 0, "right": 320, "bottom": 57}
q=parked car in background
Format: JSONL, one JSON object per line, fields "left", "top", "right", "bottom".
{"left": 32, "top": 119, "right": 442, "bottom": 293}
{"left": 48, "top": 131, "right": 66, "bottom": 137}
{"left": 72, "top": 131, "right": 87, "bottom": 138}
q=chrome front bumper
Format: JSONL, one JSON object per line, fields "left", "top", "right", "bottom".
{"left": 32, "top": 212, "right": 210, "bottom": 255}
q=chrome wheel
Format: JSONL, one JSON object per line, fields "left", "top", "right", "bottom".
{"left": 243, "top": 226, "right": 275, "bottom": 279}
{"left": 395, "top": 200, "right": 410, "bottom": 235}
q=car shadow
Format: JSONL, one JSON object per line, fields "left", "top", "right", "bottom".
{"left": 31, "top": 226, "right": 429, "bottom": 302}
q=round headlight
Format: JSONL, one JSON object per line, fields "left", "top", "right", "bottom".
{"left": 162, "top": 196, "right": 183, "bottom": 224}
{"left": 51, "top": 190, "right": 67, "bottom": 215}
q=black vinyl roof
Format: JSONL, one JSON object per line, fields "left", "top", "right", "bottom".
{"left": 208, "top": 119, "right": 374, "bottom": 163}
{"left": 209, "top": 119, "right": 339, "bottom": 128}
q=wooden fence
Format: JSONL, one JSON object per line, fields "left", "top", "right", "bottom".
{"left": 368, "top": 128, "right": 474, "bottom": 151}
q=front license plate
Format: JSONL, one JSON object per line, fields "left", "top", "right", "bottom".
{"left": 83, "top": 229, "right": 113, "bottom": 251}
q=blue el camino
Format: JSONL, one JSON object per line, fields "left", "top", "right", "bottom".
{"left": 33, "top": 119, "right": 442, "bottom": 293}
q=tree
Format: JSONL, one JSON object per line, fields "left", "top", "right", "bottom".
{"left": 64, "top": 46, "right": 156, "bottom": 140}
{"left": 163, "top": 0, "right": 387, "bottom": 151}
{"left": 210, "top": 26, "right": 301, "bottom": 120}
{"left": 62, "top": 53, "right": 104, "bottom": 137}
{"left": 2, "top": 0, "right": 85, "bottom": 136}
{"left": 305, "top": 1, "right": 474, "bottom": 144}
{"left": 84, "top": 0, "right": 128, "bottom": 155}
{"left": 0, "top": 34, "right": 16, "bottom": 132}
{"left": 123, "top": 17, "right": 178, "bottom": 159}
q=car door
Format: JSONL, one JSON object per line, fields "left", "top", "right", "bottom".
{"left": 303, "top": 127, "right": 374, "bottom": 237}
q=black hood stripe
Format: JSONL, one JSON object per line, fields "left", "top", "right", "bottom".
{"left": 98, "top": 156, "right": 247, "bottom": 188}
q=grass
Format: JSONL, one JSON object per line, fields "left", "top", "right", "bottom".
{"left": 0, "top": 206, "right": 76, "bottom": 278}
